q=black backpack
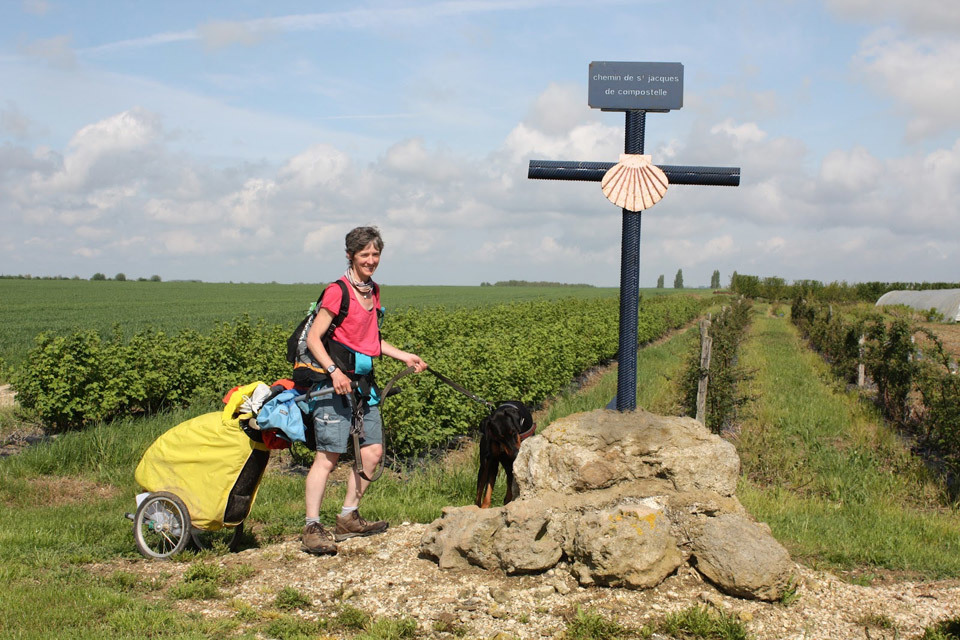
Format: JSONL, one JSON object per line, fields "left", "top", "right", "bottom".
{"left": 285, "top": 280, "right": 351, "bottom": 364}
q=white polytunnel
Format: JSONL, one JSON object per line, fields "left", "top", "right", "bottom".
{"left": 875, "top": 289, "right": 960, "bottom": 322}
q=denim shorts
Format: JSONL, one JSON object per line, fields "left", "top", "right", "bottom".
{"left": 309, "top": 386, "right": 382, "bottom": 454}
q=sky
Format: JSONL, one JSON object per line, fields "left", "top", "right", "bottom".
{"left": 1, "top": 0, "right": 958, "bottom": 288}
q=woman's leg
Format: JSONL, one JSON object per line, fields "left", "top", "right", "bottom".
{"left": 343, "top": 443, "right": 383, "bottom": 508}
{"left": 305, "top": 450, "right": 340, "bottom": 518}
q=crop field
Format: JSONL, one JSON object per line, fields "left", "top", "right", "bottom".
{"left": 0, "top": 280, "right": 707, "bottom": 375}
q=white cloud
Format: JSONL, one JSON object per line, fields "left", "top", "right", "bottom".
{"left": 855, "top": 29, "right": 960, "bottom": 140}
{"left": 159, "top": 230, "right": 206, "bottom": 255}
{"left": 819, "top": 146, "right": 883, "bottom": 194}
{"left": 825, "top": 0, "right": 960, "bottom": 34}
{"left": 278, "top": 144, "right": 351, "bottom": 191}
{"left": 709, "top": 119, "right": 767, "bottom": 148}
{"left": 522, "top": 83, "right": 587, "bottom": 136}
{"left": 29, "top": 108, "right": 162, "bottom": 193}
{"left": 303, "top": 224, "right": 347, "bottom": 255}
{"left": 0, "top": 101, "right": 40, "bottom": 138}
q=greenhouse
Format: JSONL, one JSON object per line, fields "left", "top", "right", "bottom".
{"left": 875, "top": 289, "right": 960, "bottom": 322}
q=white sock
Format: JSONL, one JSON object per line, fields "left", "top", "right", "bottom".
{"left": 339, "top": 505, "right": 358, "bottom": 517}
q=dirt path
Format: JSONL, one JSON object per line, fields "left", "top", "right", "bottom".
{"left": 0, "top": 384, "right": 15, "bottom": 408}
{"left": 90, "top": 523, "right": 960, "bottom": 640}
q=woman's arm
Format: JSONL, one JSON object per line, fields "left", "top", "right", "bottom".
{"left": 381, "top": 339, "right": 428, "bottom": 373}
{"left": 305, "top": 308, "right": 354, "bottom": 394}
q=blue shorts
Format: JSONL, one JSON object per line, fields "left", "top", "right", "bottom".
{"left": 309, "top": 385, "right": 382, "bottom": 454}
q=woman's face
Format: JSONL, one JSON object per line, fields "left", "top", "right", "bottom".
{"left": 349, "top": 241, "right": 381, "bottom": 280}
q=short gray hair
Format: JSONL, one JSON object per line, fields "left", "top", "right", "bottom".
{"left": 345, "top": 226, "right": 384, "bottom": 261}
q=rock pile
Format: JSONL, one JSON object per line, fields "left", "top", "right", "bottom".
{"left": 420, "top": 409, "right": 794, "bottom": 601}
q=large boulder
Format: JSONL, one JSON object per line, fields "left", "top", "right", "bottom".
{"left": 420, "top": 409, "right": 794, "bottom": 601}
{"left": 512, "top": 409, "right": 740, "bottom": 497}
{"left": 570, "top": 503, "right": 683, "bottom": 589}
{"left": 689, "top": 513, "right": 794, "bottom": 601}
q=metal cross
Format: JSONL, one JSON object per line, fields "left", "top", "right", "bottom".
{"left": 528, "top": 110, "right": 740, "bottom": 412}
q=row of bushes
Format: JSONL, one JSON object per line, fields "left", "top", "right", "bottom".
{"left": 791, "top": 297, "right": 960, "bottom": 479}
{"left": 680, "top": 297, "right": 753, "bottom": 434}
{"left": 731, "top": 273, "right": 960, "bottom": 304}
{"left": 12, "top": 295, "right": 712, "bottom": 456}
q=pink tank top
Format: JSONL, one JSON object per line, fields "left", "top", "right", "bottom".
{"left": 320, "top": 277, "right": 381, "bottom": 357}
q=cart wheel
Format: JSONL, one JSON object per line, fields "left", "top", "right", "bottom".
{"left": 190, "top": 521, "right": 244, "bottom": 553}
{"left": 133, "top": 492, "right": 191, "bottom": 559}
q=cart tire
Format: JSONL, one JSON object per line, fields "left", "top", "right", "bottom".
{"left": 133, "top": 492, "right": 191, "bottom": 559}
{"left": 190, "top": 521, "right": 244, "bottom": 553}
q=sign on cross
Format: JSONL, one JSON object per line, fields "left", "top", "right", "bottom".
{"left": 528, "top": 61, "right": 740, "bottom": 412}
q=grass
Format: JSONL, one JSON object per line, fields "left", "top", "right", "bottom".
{"left": 536, "top": 322, "right": 698, "bottom": 425}
{"left": 0, "top": 321, "right": 695, "bottom": 639}
{"left": 660, "top": 606, "right": 750, "bottom": 640}
{"left": 736, "top": 309, "right": 960, "bottom": 577}
{"left": 4, "top": 305, "right": 960, "bottom": 637}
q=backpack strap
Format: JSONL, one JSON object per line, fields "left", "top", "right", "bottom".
{"left": 325, "top": 279, "right": 351, "bottom": 339}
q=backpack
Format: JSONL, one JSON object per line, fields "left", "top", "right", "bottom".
{"left": 285, "top": 280, "right": 351, "bottom": 364}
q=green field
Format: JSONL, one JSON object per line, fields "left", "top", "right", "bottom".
{"left": 2, "top": 279, "right": 674, "bottom": 375}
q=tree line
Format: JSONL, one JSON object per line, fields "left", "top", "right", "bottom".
{"left": 729, "top": 273, "right": 960, "bottom": 302}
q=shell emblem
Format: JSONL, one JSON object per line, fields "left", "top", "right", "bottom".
{"left": 601, "top": 154, "right": 669, "bottom": 212}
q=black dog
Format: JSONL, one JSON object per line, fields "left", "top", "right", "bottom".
{"left": 475, "top": 401, "right": 535, "bottom": 508}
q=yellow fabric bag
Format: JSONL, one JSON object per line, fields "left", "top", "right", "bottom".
{"left": 135, "top": 382, "right": 270, "bottom": 531}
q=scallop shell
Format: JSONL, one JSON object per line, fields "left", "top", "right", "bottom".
{"left": 601, "top": 154, "right": 669, "bottom": 212}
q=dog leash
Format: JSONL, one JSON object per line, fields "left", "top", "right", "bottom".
{"left": 426, "top": 368, "right": 497, "bottom": 410}
{"left": 349, "top": 365, "right": 417, "bottom": 482}
{"left": 349, "top": 366, "right": 497, "bottom": 481}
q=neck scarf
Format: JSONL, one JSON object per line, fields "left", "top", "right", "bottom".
{"left": 345, "top": 268, "right": 374, "bottom": 295}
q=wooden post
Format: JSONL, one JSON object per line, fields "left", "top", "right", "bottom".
{"left": 857, "top": 334, "right": 866, "bottom": 388}
{"left": 696, "top": 317, "right": 713, "bottom": 425}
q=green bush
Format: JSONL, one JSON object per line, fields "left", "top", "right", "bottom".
{"left": 681, "top": 297, "right": 753, "bottom": 433}
{"left": 791, "top": 297, "right": 960, "bottom": 484}
{"left": 12, "top": 295, "right": 710, "bottom": 456}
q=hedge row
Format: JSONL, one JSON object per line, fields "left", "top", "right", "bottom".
{"left": 680, "top": 297, "right": 753, "bottom": 434}
{"left": 791, "top": 297, "right": 960, "bottom": 478}
{"left": 731, "top": 273, "right": 960, "bottom": 304}
{"left": 13, "top": 295, "right": 711, "bottom": 456}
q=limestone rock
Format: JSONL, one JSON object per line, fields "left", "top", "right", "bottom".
{"left": 690, "top": 513, "right": 794, "bottom": 601}
{"left": 419, "top": 500, "right": 563, "bottom": 574}
{"left": 513, "top": 409, "right": 740, "bottom": 498}
{"left": 571, "top": 504, "right": 683, "bottom": 589}
{"left": 420, "top": 408, "right": 790, "bottom": 601}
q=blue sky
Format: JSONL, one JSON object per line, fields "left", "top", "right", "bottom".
{"left": 1, "top": 0, "right": 958, "bottom": 287}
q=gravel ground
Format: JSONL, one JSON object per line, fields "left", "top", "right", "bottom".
{"left": 93, "top": 522, "right": 960, "bottom": 639}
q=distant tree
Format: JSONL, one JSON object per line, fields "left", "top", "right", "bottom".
{"left": 656, "top": 274, "right": 665, "bottom": 289}
{"left": 114, "top": 272, "right": 126, "bottom": 282}
{"left": 150, "top": 274, "right": 162, "bottom": 282}
{"left": 730, "top": 270, "right": 738, "bottom": 288}
{"left": 711, "top": 270, "right": 721, "bottom": 289}
{"left": 674, "top": 269, "right": 684, "bottom": 289}
{"left": 91, "top": 273, "right": 106, "bottom": 281}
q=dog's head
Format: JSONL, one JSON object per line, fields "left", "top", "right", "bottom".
{"left": 481, "top": 401, "right": 534, "bottom": 458}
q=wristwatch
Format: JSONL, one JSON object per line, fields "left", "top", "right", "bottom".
{"left": 326, "top": 364, "right": 338, "bottom": 374}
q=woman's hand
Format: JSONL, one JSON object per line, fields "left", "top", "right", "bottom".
{"left": 331, "top": 368, "right": 353, "bottom": 395}
{"left": 402, "top": 352, "right": 428, "bottom": 373}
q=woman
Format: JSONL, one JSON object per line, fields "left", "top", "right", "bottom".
{"left": 301, "top": 226, "right": 427, "bottom": 556}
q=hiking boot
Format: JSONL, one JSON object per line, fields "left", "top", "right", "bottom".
{"left": 301, "top": 522, "right": 338, "bottom": 555}
{"left": 335, "top": 511, "right": 388, "bottom": 541}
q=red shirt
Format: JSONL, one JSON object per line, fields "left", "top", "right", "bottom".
{"left": 320, "top": 277, "right": 381, "bottom": 357}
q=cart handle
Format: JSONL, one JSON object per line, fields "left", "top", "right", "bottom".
{"left": 292, "top": 380, "right": 358, "bottom": 402}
